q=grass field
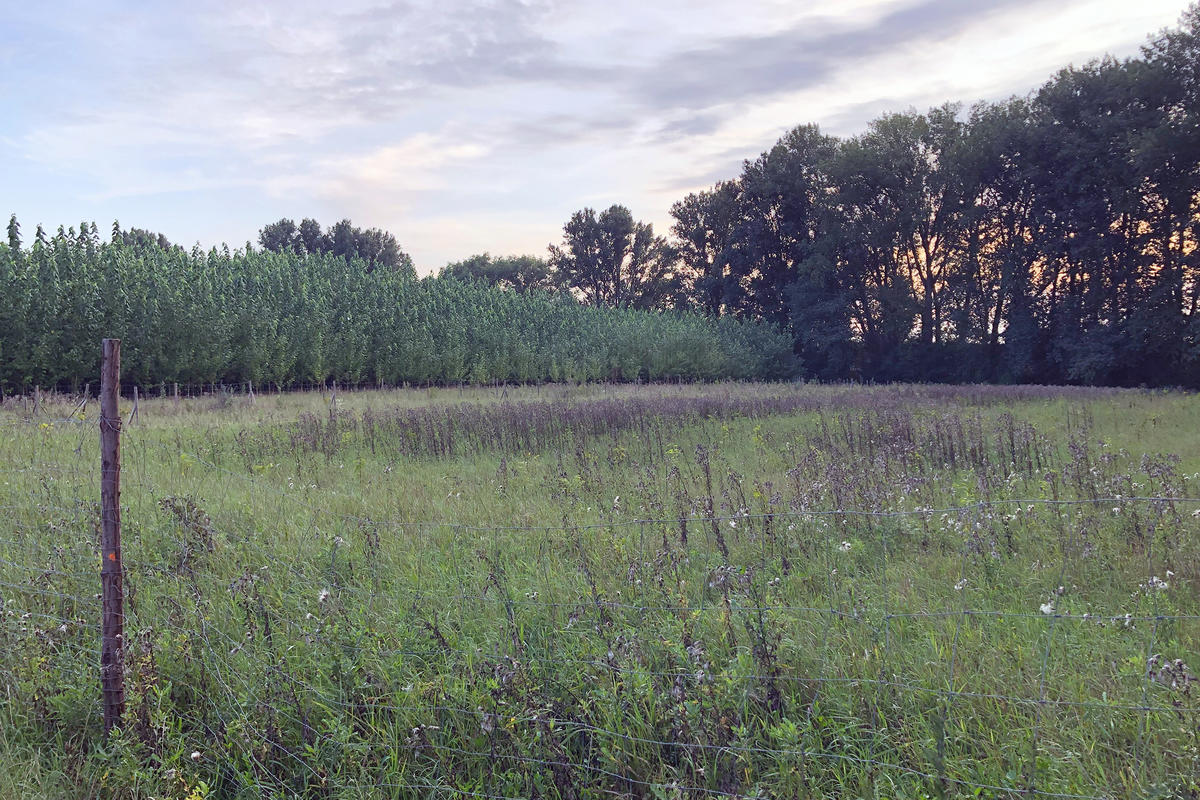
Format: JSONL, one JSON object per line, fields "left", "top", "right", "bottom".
{"left": 1, "top": 382, "right": 1198, "bottom": 799}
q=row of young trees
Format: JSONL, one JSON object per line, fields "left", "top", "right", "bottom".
{"left": 0, "top": 222, "right": 796, "bottom": 392}
{"left": 448, "top": 8, "right": 1198, "bottom": 387}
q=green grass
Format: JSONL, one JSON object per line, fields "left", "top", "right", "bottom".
{"left": 1, "top": 383, "right": 1198, "bottom": 799}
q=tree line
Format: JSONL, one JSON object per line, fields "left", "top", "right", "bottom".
{"left": 0, "top": 222, "right": 795, "bottom": 392}
{"left": 445, "top": 7, "right": 1200, "bottom": 388}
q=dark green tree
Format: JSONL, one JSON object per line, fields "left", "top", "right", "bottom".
{"left": 549, "top": 205, "right": 682, "bottom": 309}
{"left": 259, "top": 217, "right": 415, "bottom": 275}
{"left": 442, "top": 253, "right": 554, "bottom": 293}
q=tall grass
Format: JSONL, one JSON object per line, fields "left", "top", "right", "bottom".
{"left": 0, "top": 383, "right": 1197, "bottom": 798}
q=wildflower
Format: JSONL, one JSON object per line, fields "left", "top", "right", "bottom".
{"left": 191, "top": 751, "right": 202, "bottom": 761}
{"left": 318, "top": 588, "right": 330, "bottom": 604}
{"left": 729, "top": 520, "right": 737, "bottom": 528}
{"left": 1040, "top": 602, "right": 1055, "bottom": 615}
{"left": 954, "top": 579, "right": 967, "bottom": 591}
{"left": 838, "top": 541, "right": 853, "bottom": 553}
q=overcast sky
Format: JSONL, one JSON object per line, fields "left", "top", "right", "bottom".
{"left": 0, "top": 0, "right": 1191, "bottom": 272}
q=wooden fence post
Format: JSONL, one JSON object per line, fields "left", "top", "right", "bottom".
{"left": 100, "top": 339, "right": 125, "bottom": 733}
{"left": 127, "top": 386, "right": 139, "bottom": 426}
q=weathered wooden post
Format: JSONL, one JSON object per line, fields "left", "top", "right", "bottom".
{"left": 99, "top": 339, "right": 125, "bottom": 733}
{"left": 127, "top": 385, "right": 139, "bottom": 426}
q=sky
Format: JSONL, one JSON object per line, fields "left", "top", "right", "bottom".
{"left": 0, "top": 0, "right": 1192, "bottom": 273}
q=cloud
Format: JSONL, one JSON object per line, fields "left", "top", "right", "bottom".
{"left": 1, "top": 0, "right": 1189, "bottom": 270}
{"left": 296, "top": 133, "right": 490, "bottom": 210}
{"left": 633, "top": 0, "right": 1058, "bottom": 114}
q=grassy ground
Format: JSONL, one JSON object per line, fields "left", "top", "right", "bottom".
{"left": 1, "top": 382, "right": 1198, "bottom": 799}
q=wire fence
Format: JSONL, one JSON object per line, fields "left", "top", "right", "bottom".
{"left": 2, "top": 427, "right": 1199, "bottom": 798}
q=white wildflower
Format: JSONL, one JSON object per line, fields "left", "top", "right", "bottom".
{"left": 191, "top": 751, "right": 202, "bottom": 762}
{"left": 838, "top": 541, "right": 853, "bottom": 553}
{"left": 1040, "top": 602, "right": 1055, "bottom": 615}
{"left": 318, "top": 588, "right": 330, "bottom": 604}
{"left": 954, "top": 579, "right": 968, "bottom": 591}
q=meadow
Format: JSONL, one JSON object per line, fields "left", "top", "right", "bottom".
{"left": 1, "top": 382, "right": 1198, "bottom": 799}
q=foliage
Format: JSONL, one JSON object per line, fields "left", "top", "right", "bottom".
{"left": 548, "top": 205, "right": 687, "bottom": 309}
{"left": 0, "top": 231, "right": 798, "bottom": 391}
{"left": 668, "top": 7, "right": 1200, "bottom": 387}
{"left": 258, "top": 217, "right": 415, "bottom": 276}
{"left": 440, "top": 253, "right": 555, "bottom": 294}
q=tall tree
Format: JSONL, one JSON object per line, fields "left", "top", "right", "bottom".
{"left": 671, "top": 182, "right": 742, "bottom": 316}
{"left": 442, "top": 253, "right": 554, "bottom": 293}
{"left": 549, "top": 205, "right": 682, "bottom": 309}
{"left": 6, "top": 214, "right": 19, "bottom": 250}
{"left": 733, "top": 124, "right": 838, "bottom": 327}
{"left": 259, "top": 217, "right": 415, "bottom": 276}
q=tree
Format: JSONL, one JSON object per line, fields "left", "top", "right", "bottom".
{"left": 298, "top": 218, "right": 326, "bottom": 255}
{"left": 106, "top": 224, "right": 174, "bottom": 250}
{"left": 6, "top": 215, "right": 19, "bottom": 250}
{"left": 441, "top": 253, "right": 554, "bottom": 293}
{"left": 731, "top": 124, "right": 838, "bottom": 327}
{"left": 548, "top": 205, "right": 683, "bottom": 309}
{"left": 258, "top": 217, "right": 415, "bottom": 276}
{"left": 670, "top": 182, "right": 741, "bottom": 316}
{"left": 259, "top": 218, "right": 300, "bottom": 253}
